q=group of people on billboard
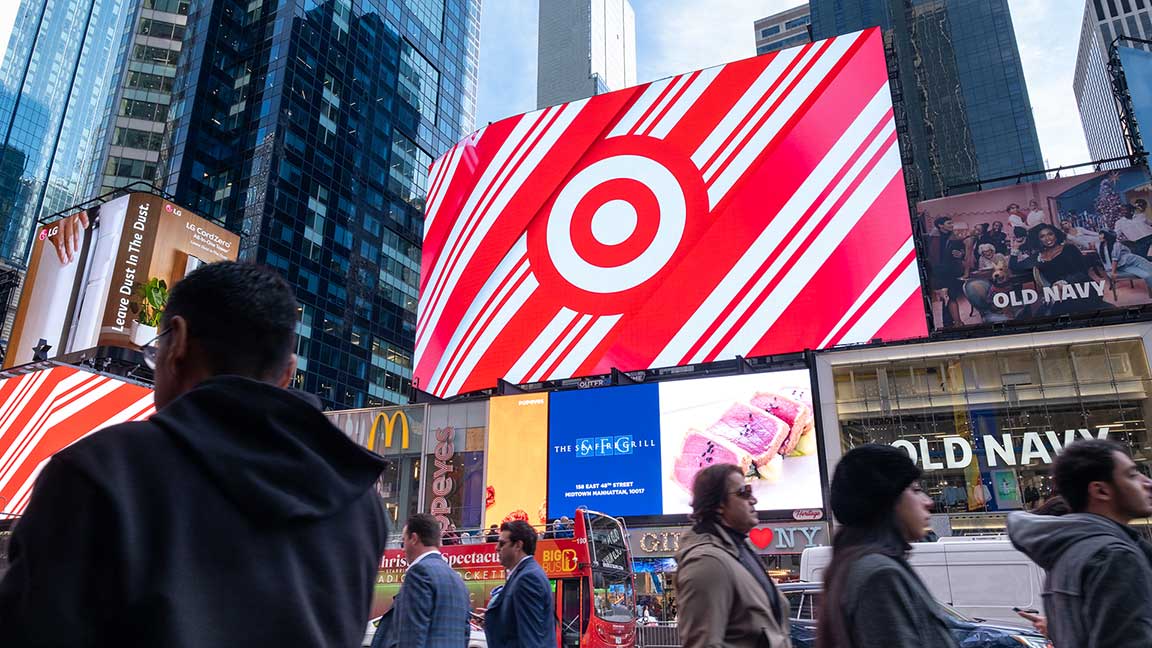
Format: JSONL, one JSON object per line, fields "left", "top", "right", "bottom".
{"left": 921, "top": 167, "right": 1152, "bottom": 328}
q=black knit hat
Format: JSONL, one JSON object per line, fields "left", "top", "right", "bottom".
{"left": 831, "top": 444, "right": 922, "bottom": 526}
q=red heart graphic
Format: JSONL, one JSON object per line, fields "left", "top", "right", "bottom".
{"left": 749, "top": 527, "right": 774, "bottom": 549}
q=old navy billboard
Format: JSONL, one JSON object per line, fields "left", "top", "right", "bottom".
{"left": 414, "top": 27, "right": 927, "bottom": 398}
{"left": 919, "top": 166, "right": 1152, "bottom": 329}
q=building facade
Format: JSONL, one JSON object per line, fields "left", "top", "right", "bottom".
{"left": 1074, "top": 0, "right": 1152, "bottom": 168}
{"left": 0, "top": 0, "right": 136, "bottom": 266}
{"left": 158, "top": 0, "right": 480, "bottom": 408}
{"left": 536, "top": 0, "right": 636, "bottom": 109}
{"left": 89, "top": 0, "right": 191, "bottom": 195}
{"left": 811, "top": 0, "right": 1045, "bottom": 201}
{"left": 754, "top": 4, "right": 812, "bottom": 56}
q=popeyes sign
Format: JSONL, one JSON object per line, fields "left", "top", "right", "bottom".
{"left": 429, "top": 426, "right": 456, "bottom": 531}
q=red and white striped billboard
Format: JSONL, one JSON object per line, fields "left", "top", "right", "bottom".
{"left": 0, "top": 366, "right": 154, "bottom": 516}
{"left": 415, "top": 28, "right": 927, "bottom": 398}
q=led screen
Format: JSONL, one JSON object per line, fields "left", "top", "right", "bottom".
{"left": 917, "top": 166, "right": 1152, "bottom": 329}
{"left": 1119, "top": 46, "right": 1152, "bottom": 151}
{"left": 547, "top": 370, "right": 822, "bottom": 517}
{"left": 414, "top": 27, "right": 926, "bottom": 397}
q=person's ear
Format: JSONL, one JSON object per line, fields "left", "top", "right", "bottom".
{"left": 1092, "top": 481, "right": 1113, "bottom": 502}
{"left": 276, "top": 354, "right": 298, "bottom": 388}
{"left": 165, "top": 315, "right": 190, "bottom": 369}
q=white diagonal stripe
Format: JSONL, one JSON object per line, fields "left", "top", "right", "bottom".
{"left": 0, "top": 370, "right": 89, "bottom": 489}
{"left": 818, "top": 237, "right": 915, "bottom": 348}
{"left": 837, "top": 261, "right": 922, "bottom": 346}
{"left": 427, "top": 239, "right": 531, "bottom": 393}
{"left": 608, "top": 77, "right": 676, "bottom": 138}
{"left": 417, "top": 102, "right": 585, "bottom": 363}
{"left": 503, "top": 307, "right": 582, "bottom": 386}
{"left": 416, "top": 110, "right": 550, "bottom": 347}
{"left": 423, "top": 143, "right": 461, "bottom": 234}
{"left": 529, "top": 314, "right": 594, "bottom": 383}
{"left": 633, "top": 73, "right": 692, "bottom": 136}
{"left": 653, "top": 84, "right": 894, "bottom": 368}
{"left": 440, "top": 273, "right": 541, "bottom": 397}
{"left": 649, "top": 66, "right": 723, "bottom": 139}
{"left": 690, "top": 44, "right": 808, "bottom": 172}
{"left": 698, "top": 119, "right": 896, "bottom": 362}
{"left": 545, "top": 314, "right": 623, "bottom": 380}
{"left": 714, "top": 138, "right": 901, "bottom": 359}
{"left": 706, "top": 35, "right": 856, "bottom": 206}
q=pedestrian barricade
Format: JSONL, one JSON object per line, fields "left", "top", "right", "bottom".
{"left": 636, "top": 622, "right": 679, "bottom": 647}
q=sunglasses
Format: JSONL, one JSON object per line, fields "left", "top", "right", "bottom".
{"left": 138, "top": 329, "right": 171, "bottom": 370}
{"left": 729, "top": 484, "right": 755, "bottom": 500}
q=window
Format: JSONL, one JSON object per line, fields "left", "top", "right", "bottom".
{"left": 133, "top": 44, "right": 179, "bottom": 66}
{"left": 125, "top": 70, "right": 174, "bottom": 93}
{"left": 784, "top": 15, "right": 810, "bottom": 30}
{"left": 408, "top": 0, "right": 445, "bottom": 39}
{"left": 119, "top": 98, "right": 169, "bottom": 121}
{"left": 398, "top": 41, "right": 440, "bottom": 124}
{"left": 104, "top": 156, "right": 158, "bottom": 181}
{"left": 138, "top": 18, "right": 186, "bottom": 41}
{"left": 389, "top": 133, "right": 432, "bottom": 207}
{"left": 760, "top": 25, "right": 780, "bottom": 38}
{"left": 112, "top": 127, "right": 164, "bottom": 150}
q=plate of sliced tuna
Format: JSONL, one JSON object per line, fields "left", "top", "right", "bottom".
{"left": 659, "top": 373, "right": 822, "bottom": 513}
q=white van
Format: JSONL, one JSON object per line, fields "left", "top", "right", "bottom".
{"left": 799, "top": 536, "right": 1045, "bottom": 627}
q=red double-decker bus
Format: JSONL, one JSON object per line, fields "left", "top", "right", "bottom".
{"left": 371, "top": 509, "right": 636, "bottom": 648}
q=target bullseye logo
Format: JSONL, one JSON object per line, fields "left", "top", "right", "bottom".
{"left": 546, "top": 154, "right": 687, "bottom": 294}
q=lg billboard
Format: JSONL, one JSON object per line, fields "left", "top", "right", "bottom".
{"left": 5, "top": 192, "right": 240, "bottom": 367}
{"left": 414, "top": 28, "right": 927, "bottom": 398}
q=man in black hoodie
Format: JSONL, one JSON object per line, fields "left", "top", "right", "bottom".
{"left": 1008, "top": 439, "right": 1152, "bottom": 648}
{"left": 0, "top": 262, "right": 389, "bottom": 647}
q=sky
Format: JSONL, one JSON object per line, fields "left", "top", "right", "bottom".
{"left": 0, "top": 0, "right": 1088, "bottom": 169}
{"left": 475, "top": 0, "right": 1091, "bottom": 171}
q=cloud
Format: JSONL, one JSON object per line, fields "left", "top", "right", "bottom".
{"left": 1006, "top": 0, "right": 1091, "bottom": 169}
{"left": 474, "top": 2, "right": 539, "bottom": 127}
{"left": 634, "top": 0, "right": 804, "bottom": 82}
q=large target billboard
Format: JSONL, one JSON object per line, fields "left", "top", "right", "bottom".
{"left": 415, "top": 28, "right": 927, "bottom": 398}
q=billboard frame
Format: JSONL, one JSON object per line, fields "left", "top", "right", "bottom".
{"left": 1108, "top": 36, "right": 1151, "bottom": 169}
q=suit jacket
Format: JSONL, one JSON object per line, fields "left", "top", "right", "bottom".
{"left": 484, "top": 557, "right": 554, "bottom": 648}
{"left": 387, "top": 553, "right": 471, "bottom": 648}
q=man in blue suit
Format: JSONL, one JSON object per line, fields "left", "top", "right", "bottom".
{"left": 373, "top": 514, "right": 470, "bottom": 648}
{"left": 484, "top": 520, "right": 555, "bottom": 648}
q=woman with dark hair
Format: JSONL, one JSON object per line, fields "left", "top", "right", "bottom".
{"left": 675, "top": 463, "right": 790, "bottom": 648}
{"left": 1099, "top": 230, "right": 1152, "bottom": 297}
{"left": 1029, "top": 223, "right": 1106, "bottom": 314}
{"left": 816, "top": 445, "right": 956, "bottom": 648}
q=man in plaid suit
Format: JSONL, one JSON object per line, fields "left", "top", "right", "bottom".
{"left": 375, "top": 514, "right": 470, "bottom": 648}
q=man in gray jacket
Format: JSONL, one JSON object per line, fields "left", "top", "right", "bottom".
{"left": 1008, "top": 439, "right": 1152, "bottom": 648}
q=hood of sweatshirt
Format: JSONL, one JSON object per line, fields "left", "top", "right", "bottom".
{"left": 150, "top": 375, "right": 386, "bottom": 523}
{"left": 1007, "top": 511, "right": 1137, "bottom": 570}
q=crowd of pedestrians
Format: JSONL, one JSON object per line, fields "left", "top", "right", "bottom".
{"left": 2, "top": 260, "right": 1151, "bottom": 648}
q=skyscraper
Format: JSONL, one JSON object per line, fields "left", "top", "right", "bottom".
{"left": 158, "top": 0, "right": 480, "bottom": 408}
{"left": 1074, "top": 0, "right": 1152, "bottom": 167}
{"left": 754, "top": 5, "right": 812, "bottom": 56}
{"left": 0, "top": 0, "right": 136, "bottom": 266}
{"left": 537, "top": 0, "right": 636, "bottom": 109}
{"left": 811, "top": 0, "right": 1045, "bottom": 201}
{"left": 89, "top": 0, "right": 191, "bottom": 195}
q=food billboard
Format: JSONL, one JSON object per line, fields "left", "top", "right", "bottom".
{"left": 917, "top": 166, "right": 1152, "bottom": 330}
{"left": 5, "top": 192, "right": 240, "bottom": 368}
{"left": 546, "top": 370, "right": 822, "bottom": 517}
{"left": 414, "top": 27, "right": 927, "bottom": 398}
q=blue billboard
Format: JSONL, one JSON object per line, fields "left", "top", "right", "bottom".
{"left": 548, "top": 384, "right": 664, "bottom": 517}
{"left": 1120, "top": 46, "right": 1152, "bottom": 150}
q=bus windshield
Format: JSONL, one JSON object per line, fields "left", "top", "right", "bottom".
{"left": 593, "top": 568, "right": 636, "bottom": 622}
{"left": 585, "top": 511, "right": 636, "bottom": 622}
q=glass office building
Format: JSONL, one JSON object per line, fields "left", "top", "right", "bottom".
{"left": 158, "top": 0, "right": 480, "bottom": 408}
{"left": 0, "top": 0, "right": 134, "bottom": 265}
{"left": 810, "top": 0, "right": 1045, "bottom": 202}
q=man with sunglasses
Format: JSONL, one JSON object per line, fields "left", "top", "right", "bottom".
{"left": 485, "top": 520, "right": 554, "bottom": 648}
{"left": 675, "top": 463, "right": 791, "bottom": 648}
{"left": 0, "top": 262, "right": 389, "bottom": 647}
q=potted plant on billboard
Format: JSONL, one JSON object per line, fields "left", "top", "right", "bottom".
{"left": 129, "top": 277, "right": 168, "bottom": 347}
